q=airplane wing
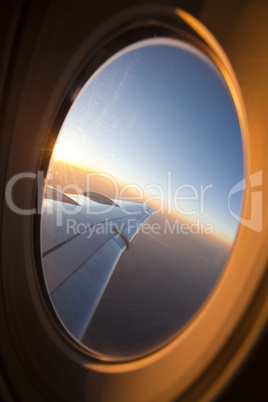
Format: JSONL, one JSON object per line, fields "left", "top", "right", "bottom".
{"left": 41, "top": 187, "right": 154, "bottom": 341}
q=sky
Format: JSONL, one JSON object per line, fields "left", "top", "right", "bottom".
{"left": 52, "top": 38, "right": 244, "bottom": 244}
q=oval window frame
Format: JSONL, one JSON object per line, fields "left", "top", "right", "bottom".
{"left": 1, "top": 3, "right": 266, "bottom": 402}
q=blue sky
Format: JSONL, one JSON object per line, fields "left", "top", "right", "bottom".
{"left": 54, "top": 38, "right": 244, "bottom": 244}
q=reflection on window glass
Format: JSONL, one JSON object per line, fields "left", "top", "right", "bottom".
{"left": 41, "top": 38, "right": 244, "bottom": 359}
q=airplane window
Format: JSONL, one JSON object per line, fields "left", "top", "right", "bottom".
{"left": 40, "top": 37, "right": 244, "bottom": 360}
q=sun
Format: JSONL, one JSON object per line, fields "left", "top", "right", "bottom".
{"left": 52, "top": 137, "right": 87, "bottom": 168}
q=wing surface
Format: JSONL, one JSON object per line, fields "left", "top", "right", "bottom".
{"left": 41, "top": 188, "right": 153, "bottom": 340}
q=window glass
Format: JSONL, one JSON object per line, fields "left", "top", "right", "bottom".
{"left": 41, "top": 38, "right": 244, "bottom": 359}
